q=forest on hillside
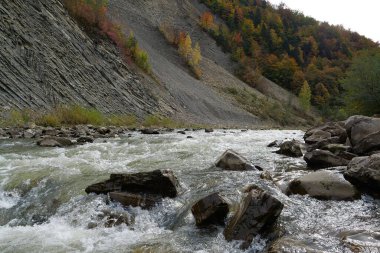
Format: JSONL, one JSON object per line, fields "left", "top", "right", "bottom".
{"left": 199, "top": 0, "right": 379, "bottom": 117}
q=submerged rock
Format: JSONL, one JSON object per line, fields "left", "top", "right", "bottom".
{"left": 268, "top": 237, "right": 324, "bottom": 253}
{"left": 267, "top": 140, "right": 282, "bottom": 148}
{"left": 85, "top": 169, "right": 179, "bottom": 198}
{"left": 287, "top": 170, "right": 360, "bottom": 200}
{"left": 340, "top": 230, "right": 380, "bottom": 253}
{"left": 275, "top": 140, "right": 304, "bottom": 157}
{"left": 140, "top": 128, "right": 160, "bottom": 135}
{"left": 109, "top": 192, "right": 160, "bottom": 209}
{"left": 344, "top": 154, "right": 380, "bottom": 197}
{"left": 304, "top": 149, "right": 350, "bottom": 168}
{"left": 224, "top": 185, "right": 283, "bottom": 248}
{"left": 191, "top": 193, "right": 229, "bottom": 227}
{"left": 77, "top": 136, "right": 94, "bottom": 144}
{"left": 215, "top": 149, "right": 256, "bottom": 171}
{"left": 205, "top": 128, "right": 214, "bottom": 133}
{"left": 37, "top": 137, "right": 74, "bottom": 147}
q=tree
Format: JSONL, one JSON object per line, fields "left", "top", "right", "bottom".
{"left": 299, "top": 81, "right": 312, "bottom": 111}
{"left": 200, "top": 12, "right": 214, "bottom": 30}
{"left": 190, "top": 42, "right": 202, "bottom": 67}
{"left": 343, "top": 49, "right": 380, "bottom": 116}
{"left": 178, "top": 34, "right": 192, "bottom": 59}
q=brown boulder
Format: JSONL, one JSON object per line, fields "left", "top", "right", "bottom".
{"left": 352, "top": 131, "right": 380, "bottom": 155}
{"left": 345, "top": 116, "right": 380, "bottom": 147}
{"left": 109, "top": 192, "right": 160, "bottom": 209}
{"left": 275, "top": 140, "right": 304, "bottom": 157}
{"left": 191, "top": 193, "right": 229, "bottom": 227}
{"left": 304, "top": 149, "right": 350, "bottom": 168}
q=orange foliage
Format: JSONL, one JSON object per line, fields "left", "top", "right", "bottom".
{"left": 200, "top": 12, "right": 215, "bottom": 30}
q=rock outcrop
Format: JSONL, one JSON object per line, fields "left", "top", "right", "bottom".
{"left": 191, "top": 193, "right": 229, "bottom": 227}
{"left": 287, "top": 170, "right": 360, "bottom": 200}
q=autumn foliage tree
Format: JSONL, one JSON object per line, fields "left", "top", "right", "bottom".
{"left": 299, "top": 81, "right": 312, "bottom": 111}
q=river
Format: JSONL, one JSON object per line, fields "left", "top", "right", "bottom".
{"left": 0, "top": 130, "right": 379, "bottom": 252}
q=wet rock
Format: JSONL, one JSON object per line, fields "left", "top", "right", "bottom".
{"left": 77, "top": 136, "right": 94, "bottom": 144}
{"left": 215, "top": 149, "right": 256, "bottom": 171}
{"left": 224, "top": 185, "right": 283, "bottom": 248}
{"left": 344, "top": 154, "right": 380, "bottom": 197}
{"left": 340, "top": 230, "right": 380, "bottom": 253}
{"left": 191, "top": 193, "right": 229, "bottom": 227}
{"left": 177, "top": 130, "right": 186, "bottom": 135}
{"left": 268, "top": 237, "right": 324, "bottom": 253}
{"left": 352, "top": 131, "right": 380, "bottom": 155}
{"left": 140, "top": 128, "right": 159, "bottom": 135}
{"left": 85, "top": 169, "right": 179, "bottom": 198}
{"left": 109, "top": 192, "right": 160, "bottom": 209}
{"left": 260, "top": 171, "right": 274, "bottom": 181}
{"left": 187, "top": 136, "right": 193, "bottom": 139}
{"left": 287, "top": 170, "right": 360, "bottom": 200}
{"left": 205, "top": 128, "right": 214, "bottom": 133}
{"left": 275, "top": 140, "right": 304, "bottom": 157}
{"left": 304, "top": 149, "right": 350, "bottom": 168}
{"left": 267, "top": 140, "right": 282, "bottom": 148}
{"left": 37, "top": 137, "right": 74, "bottom": 147}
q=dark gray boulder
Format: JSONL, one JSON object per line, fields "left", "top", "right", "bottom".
{"left": 140, "top": 128, "right": 160, "bottom": 135}
{"left": 77, "top": 136, "right": 95, "bottom": 144}
{"left": 344, "top": 154, "right": 380, "bottom": 197}
{"left": 215, "top": 149, "right": 256, "bottom": 171}
{"left": 345, "top": 116, "right": 380, "bottom": 147}
{"left": 287, "top": 170, "right": 360, "bottom": 200}
{"left": 85, "top": 169, "right": 180, "bottom": 198}
{"left": 205, "top": 128, "right": 214, "bottom": 133}
{"left": 191, "top": 193, "right": 229, "bottom": 227}
{"left": 352, "top": 131, "right": 380, "bottom": 155}
{"left": 304, "top": 149, "right": 350, "bottom": 168}
{"left": 275, "top": 140, "right": 304, "bottom": 157}
{"left": 223, "top": 185, "right": 283, "bottom": 248}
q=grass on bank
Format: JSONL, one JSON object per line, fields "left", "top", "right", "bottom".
{"left": 0, "top": 105, "right": 194, "bottom": 129}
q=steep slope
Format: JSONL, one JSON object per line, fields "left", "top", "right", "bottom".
{"left": 0, "top": 0, "right": 167, "bottom": 116}
{"left": 108, "top": 0, "right": 313, "bottom": 126}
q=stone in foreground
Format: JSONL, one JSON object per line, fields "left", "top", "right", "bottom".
{"left": 85, "top": 169, "right": 179, "bottom": 198}
{"left": 275, "top": 140, "right": 304, "bottom": 157}
{"left": 268, "top": 236, "right": 324, "bottom": 253}
{"left": 344, "top": 154, "right": 380, "bottom": 198}
{"left": 287, "top": 170, "right": 360, "bottom": 200}
{"left": 191, "top": 193, "right": 229, "bottom": 227}
{"left": 304, "top": 149, "right": 350, "bottom": 168}
{"left": 223, "top": 185, "right": 283, "bottom": 248}
{"left": 215, "top": 149, "right": 257, "bottom": 171}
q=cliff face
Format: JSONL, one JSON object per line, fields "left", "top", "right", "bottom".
{"left": 0, "top": 0, "right": 161, "bottom": 116}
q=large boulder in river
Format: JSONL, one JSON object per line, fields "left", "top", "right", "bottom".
{"left": 215, "top": 149, "right": 257, "bottom": 171}
{"left": 304, "top": 149, "right": 350, "bottom": 168}
{"left": 345, "top": 115, "right": 380, "bottom": 147}
{"left": 85, "top": 169, "right": 180, "bottom": 198}
{"left": 268, "top": 237, "right": 324, "bottom": 253}
{"left": 275, "top": 140, "right": 304, "bottom": 157}
{"left": 344, "top": 154, "right": 380, "bottom": 197}
{"left": 191, "top": 193, "right": 229, "bottom": 227}
{"left": 224, "top": 185, "right": 283, "bottom": 248}
{"left": 351, "top": 131, "right": 380, "bottom": 155}
{"left": 304, "top": 122, "right": 347, "bottom": 144}
{"left": 37, "top": 137, "right": 74, "bottom": 147}
{"left": 287, "top": 170, "right": 360, "bottom": 200}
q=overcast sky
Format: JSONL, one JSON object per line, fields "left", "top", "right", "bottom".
{"left": 267, "top": 0, "right": 380, "bottom": 43}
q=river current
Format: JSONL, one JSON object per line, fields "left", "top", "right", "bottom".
{"left": 0, "top": 130, "right": 379, "bottom": 252}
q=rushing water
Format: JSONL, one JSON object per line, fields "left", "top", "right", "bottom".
{"left": 0, "top": 130, "right": 379, "bottom": 253}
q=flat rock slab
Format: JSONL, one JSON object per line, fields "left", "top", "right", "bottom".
{"left": 85, "top": 169, "right": 179, "bottom": 198}
{"left": 215, "top": 149, "right": 256, "bottom": 171}
{"left": 224, "top": 185, "right": 283, "bottom": 248}
{"left": 191, "top": 193, "right": 229, "bottom": 227}
{"left": 287, "top": 170, "right": 360, "bottom": 200}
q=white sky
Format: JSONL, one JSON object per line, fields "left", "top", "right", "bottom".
{"left": 267, "top": 0, "right": 380, "bottom": 43}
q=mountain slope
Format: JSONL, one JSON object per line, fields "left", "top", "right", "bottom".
{"left": 0, "top": 0, "right": 166, "bottom": 116}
